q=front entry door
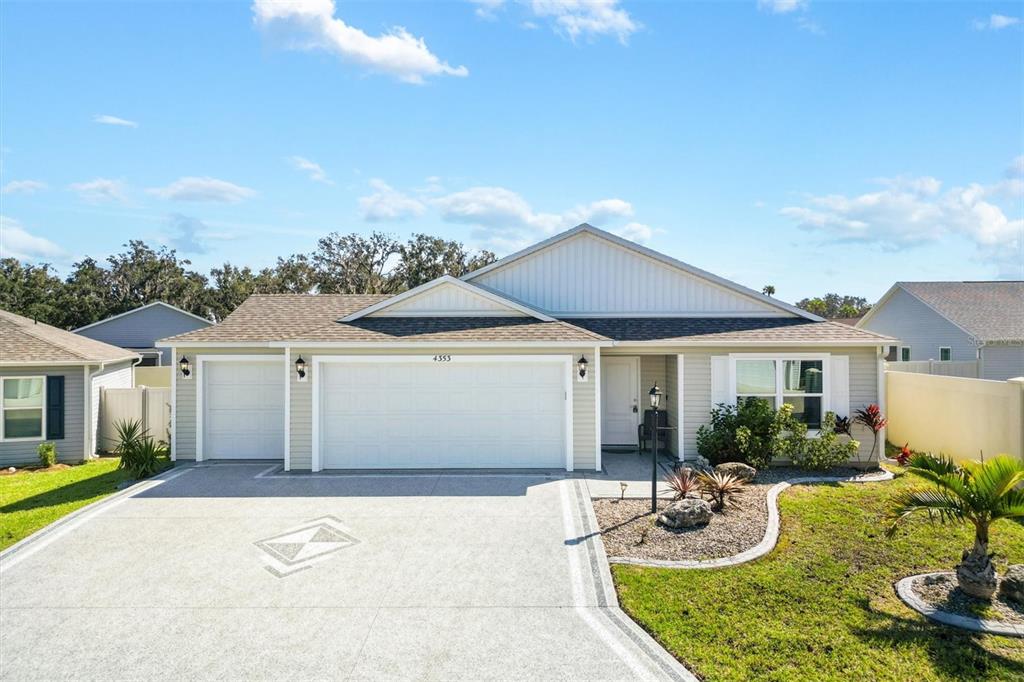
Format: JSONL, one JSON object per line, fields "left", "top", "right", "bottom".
{"left": 601, "top": 356, "right": 640, "bottom": 445}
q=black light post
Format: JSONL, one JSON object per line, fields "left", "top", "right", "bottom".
{"left": 649, "top": 382, "right": 662, "bottom": 514}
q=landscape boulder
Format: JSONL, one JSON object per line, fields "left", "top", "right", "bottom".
{"left": 715, "top": 461, "right": 757, "bottom": 483}
{"left": 998, "top": 565, "right": 1024, "bottom": 605}
{"left": 658, "top": 498, "right": 712, "bottom": 529}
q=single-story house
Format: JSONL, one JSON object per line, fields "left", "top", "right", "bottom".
{"left": 160, "top": 224, "right": 895, "bottom": 472}
{"left": 75, "top": 301, "right": 211, "bottom": 366}
{"left": 0, "top": 309, "right": 138, "bottom": 466}
{"left": 856, "top": 281, "right": 1024, "bottom": 381}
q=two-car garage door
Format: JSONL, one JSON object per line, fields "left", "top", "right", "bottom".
{"left": 317, "top": 357, "right": 569, "bottom": 469}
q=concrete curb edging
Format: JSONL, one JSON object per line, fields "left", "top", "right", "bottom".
{"left": 895, "top": 573, "right": 1024, "bottom": 638}
{"left": 607, "top": 468, "right": 895, "bottom": 570}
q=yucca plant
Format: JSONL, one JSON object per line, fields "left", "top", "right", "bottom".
{"left": 665, "top": 467, "right": 700, "bottom": 500}
{"left": 113, "top": 418, "right": 166, "bottom": 479}
{"left": 887, "top": 453, "right": 1024, "bottom": 600}
{"left": 698, "top": 471, "right": 746, "bottom": 511}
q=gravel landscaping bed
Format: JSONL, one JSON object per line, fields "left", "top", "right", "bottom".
{"left": 593, "top": 466, "right": 879, "bottom": 562}
{"left": 910, "top": 573, "right": 1024, "bottom": 626}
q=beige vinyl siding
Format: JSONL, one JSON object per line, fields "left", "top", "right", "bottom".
{"left": 172, "top": 347, "right": 283, "bottom": 461}
{"left": 90, "top": 360, "right": 134, "bottom": 455}
{"left": 0, "top": 366, "right": 86, "bottom": 466}
{"left": 636, "top": 354, "right": 679, "bottom": 457}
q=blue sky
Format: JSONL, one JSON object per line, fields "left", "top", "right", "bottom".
{"left": 1, "top": 0, "right": 1021, "bottom": 303}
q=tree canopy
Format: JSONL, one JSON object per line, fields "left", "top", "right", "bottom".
{"left": 795, "top": 293, "right": 872, "bottom": 319}
{"left": 0, "top": 232, "right": 495, "bottom": 329}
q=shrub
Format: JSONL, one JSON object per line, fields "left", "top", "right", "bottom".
{"left": 789, "top": 412, "right": 860, "bottom": 470}
{"left": 853, "top": 404, "right": 887, "bottom": 463}
{"left": 696, "top": 398, "right": 806, "bottom": 468}
{"left": 37, "top": 442, "right": 57, "bottom": 467}
{"left": 665, "top": 467, "right": 700, "bottom": 500}
{"left": 114, "top": 419, "right": 166, "bottom": 479}
{"left": 698, "top": 470, "right": 747, "bottom": 511}
{"left": 895, "top": 443, "right": 913, "bottom": 466}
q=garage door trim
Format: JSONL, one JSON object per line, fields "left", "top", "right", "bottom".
{"left": 311, "top": 354, "right": 574, "bottom": 472}
{"left": 196, "top": 354, "right": 285, "bottom": 462}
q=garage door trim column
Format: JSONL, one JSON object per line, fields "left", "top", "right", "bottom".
{"left": 311, "top": 354, "right": 575, "bottom": 473}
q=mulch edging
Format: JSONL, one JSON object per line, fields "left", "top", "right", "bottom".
{"left": 602, "top": 469, "right": 894, "bottom": 570}
{"left": 895, "top": 572, "right": 1024, "bottom": 637}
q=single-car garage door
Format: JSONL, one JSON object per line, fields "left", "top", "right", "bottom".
{"left": 317, "top": 356, "right": 570, "bottom": 470}
{"left": 201, "top": 358, "right": 284, "bottom": 459}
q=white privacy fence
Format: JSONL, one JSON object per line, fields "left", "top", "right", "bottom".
{"left": 886, "top": 360, "right": 979, "bottom": 378}
{"left": 98, "top": 387, "right": 171, "bottom": 453}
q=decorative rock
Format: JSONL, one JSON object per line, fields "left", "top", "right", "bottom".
{"left": 689, "top": 456, "right": 713, "bottom": 473}
{"left": 715, "top": 462, "right": 757, "bottom": 483}
{"left": 956, "top": 548, "right": 998, "bottom": 600}
{"left": 999, "top": 565, "right": 1024, "bottom": 606}
{"left": 658, "top": 498, "right": 712, "bottom": 529}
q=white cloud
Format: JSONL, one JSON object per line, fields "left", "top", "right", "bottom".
{"left": 147, "top": 176, "right": 256, "bottom": 203}
{"left": 288, "top": 156, "right": 332, "bottom": 184}
{"left": 796, "top": 16, "right": 824, "bottom": 35}
{"left": 252, "top": 0, "right": 468, "bottom": 84}
{"left": 1007, "top": 155, "right": 1024, "bottom": 178}
{"left": 973, "top": 14, "right": 1020, "bottom": 30}
{"left": 359, "top": 179, "right": 426, "bottom": 221}
{"left": 0, "top": 215, "right": 65, "bottom": 262}
{"left": 1, "top": 180, "right": 47, "bottom": 195}
{"left": 69, "top": 178, "right": 128, "bottom": 203}
{"left": 780, "top": 168, "right": 1024, "bottom": 278}
{"left": 528, "top": 0, "right": 638, "bottom": 43}
{"left": 165, "top": 213, "right": 209, "bottom": 254}
{"left": 613, "top": 222, "right": 654, "bottom": 244}
{"left": 470, "top": 0, "right": 506, "bottom": 19}
{"left": 757, "top": 0, "right": 808, "bottom": 14}
{"left": 93, "top": 114, "right": 138, "bottom": 128}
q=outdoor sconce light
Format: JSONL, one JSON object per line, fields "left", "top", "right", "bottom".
{"left": 179, "top": 356, "right": 191, "bottom": 378}
{"left": 295, "top": 355, "right": 307, "bottom": 382}
{"left": 649, "top": 382, "right": 662, "bottom": 410}
{"left": 577, "top": 354, "right": 589, "bottom": 382}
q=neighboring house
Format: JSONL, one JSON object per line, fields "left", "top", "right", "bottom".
{"left": 856, "top": 281, "right": 1024, "bottom": 381}
{"left": 160, "top": 224, "right": 895, "bottom": 472}
{"left": 75, "top": 301, "right": 211, "bottom": 366}
{"left": 0, "top": 309, "right": 138, "bottom": 466}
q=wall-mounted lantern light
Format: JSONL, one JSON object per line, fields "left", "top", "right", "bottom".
{"left": 179, "top": 355, "right": 191, "bottom": 378}
{"left": 649, "top": 382, "right": 662, "bottom": 410}
{"left": 295, "top": 355, "right": 307, "bottom": 382}
{"left": 577, "top": 355, "right": 589, "bottom": 382}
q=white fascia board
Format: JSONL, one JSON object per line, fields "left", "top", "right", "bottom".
{"left": 612, "top": 339, "right": 889, "bottom": 347}
{"left": 340, "top": 275, "right": 555, "bottom": 322}
{"left": 553, "top": 311, "right": 795, "bottom": 319}
{"left": 267, "top": 340, "right": 612, "bottom": 348}
{"left": 73, "top": 301, "right": 211, "bottom": 332}
{"left": 0, "top": 354, "right": 139, "bottom": 367}
{"left": 156, "top": 341, "right": 275, "bottom": 348}
{"left": 461, "top": 224, "right": 824, "bottom": 322}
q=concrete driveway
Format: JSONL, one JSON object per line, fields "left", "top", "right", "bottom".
{"left": 0, "top": 463, "right": 693, "bottom": 681}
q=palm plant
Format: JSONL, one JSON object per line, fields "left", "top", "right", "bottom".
{"left": 698, "top": 471, "right": 746, "bottom": 511}
{"left": 113, "top": 419, "right": 166, "bottom": 479}
{"left": 665, "top": 467, "right": 700, "bottom": 500}
{"left": 887, "top": 453, "right": 1024, "bottom": 599}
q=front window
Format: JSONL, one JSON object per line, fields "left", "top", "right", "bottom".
{"left": 939, "top": 347, "right": 951, "bottom": 362}
{"left": 733, "top": 357, "right": 826, "bottom": 429}
{"left": 1, "top": 377, "right": 45, "bottom": 440}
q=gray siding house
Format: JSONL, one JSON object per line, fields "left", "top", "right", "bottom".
{"left": 75, "top": 302, "right": 211, "bottom": 366}
{"left": 857, "top": 281, "right": 1024, "bottom": 381}
{"left": 0, "top": 309, "right": 138, "bottom": 466}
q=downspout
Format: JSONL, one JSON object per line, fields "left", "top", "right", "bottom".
{"left": 876, "top": 346, "right": 886, "bottom": 463}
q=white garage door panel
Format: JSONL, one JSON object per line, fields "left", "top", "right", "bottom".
{"left": 204, "top": 361, "right": 284, "bottom": 459}
{"left": 319, "top": 359, "right": 567, "bottom": 469}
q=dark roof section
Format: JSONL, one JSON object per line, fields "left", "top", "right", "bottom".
{"left": 161, "top": 294, "right": 606, "bottom": 344}
{"left": 898, "top": 281, "right": 1024, "bottom": 343}
{"left": 569, "top": 318, "right": 895, "bottom": 344}
{"left": 0, "top": 308, "right": 139, "bottom": 364}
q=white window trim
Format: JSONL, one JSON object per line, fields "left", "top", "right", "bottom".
{"left": 728, "top": 353, "right": 830, "bottom": 432}
{"left": 939, "top": 347, "right": 952, "bottom": 362}
{"left": 0, "top": 375, "right": 47, "bottom": 442}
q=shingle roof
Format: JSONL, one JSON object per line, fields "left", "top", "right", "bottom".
{"left": 569, "top": 318, "right": 895, "bottom": 344}
{"left": 161, "top": 295, "right": 606, "bottom": 344}
{"left": 0, "top": 309, "right": 139, "bottom": 364}
{"left": 897, "top": 282, "right": 1024, "bottom": 343}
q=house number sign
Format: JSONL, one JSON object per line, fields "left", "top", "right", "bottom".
{"left": 432, "top": 355, "right": 452, "bottom": 362}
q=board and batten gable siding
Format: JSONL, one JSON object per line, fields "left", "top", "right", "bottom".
{"left": 91, "top": 360, "right": 134, "bottom": 455}
{"left": 982, "top": 345, "right": 1024, "bottom": 381}
{"left": 79, "top": 305, "right": 210, "bottom": 364}
{"left": 0, "top": 366, "right": 85, "bottom": 466}
{"left": 859, "top": 288, "right": 976, "bottom": 361}
{"left": 471, "top": 232, "right": 786, "bottom": 317}
{"left": 172, "top": 347, "right": 284, "bottom": 461}
{"left": 367, "top": 283, "right": 528, "bottom": 317}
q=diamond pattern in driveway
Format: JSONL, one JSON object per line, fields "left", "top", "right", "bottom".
{"left": 0, "top": 463, "right": 694, "bottom": 681}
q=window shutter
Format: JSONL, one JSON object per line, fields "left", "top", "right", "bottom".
{"left": 710, "top": 356, "right": 730, "bottom": 408}
{"left": 829, "top": 355, "right": 850, "bottom": 419}
{"left": 45, "top": 375, "right": 65, "bottom": 440}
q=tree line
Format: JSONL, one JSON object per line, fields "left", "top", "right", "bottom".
{"left": 0, "top": 232, "right": 495, "bottom": 330}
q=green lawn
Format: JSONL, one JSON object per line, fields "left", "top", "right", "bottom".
{"left": 613, "top": 470, "right": 1024, "bottom": 682}
{"left": 0, "top": 458, "right": 157, "bottom": 550}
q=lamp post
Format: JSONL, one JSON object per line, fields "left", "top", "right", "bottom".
{"left": 649, "top": 382, "right": 662, "bottom": 514}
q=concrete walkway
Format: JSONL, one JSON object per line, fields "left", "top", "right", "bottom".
{"left": 0, "top": 463, "right": 693, "bottom": 681}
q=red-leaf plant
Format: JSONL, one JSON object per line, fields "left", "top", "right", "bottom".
{"left": 853, "top": 404, "right": 888, "bottom": 464}
{"left": 895, "top": 443, "right": 912, "bottom": 467}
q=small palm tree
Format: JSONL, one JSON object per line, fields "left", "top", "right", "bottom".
{"left": 887, "top": 453, "right": 1024, "bottom": 599}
